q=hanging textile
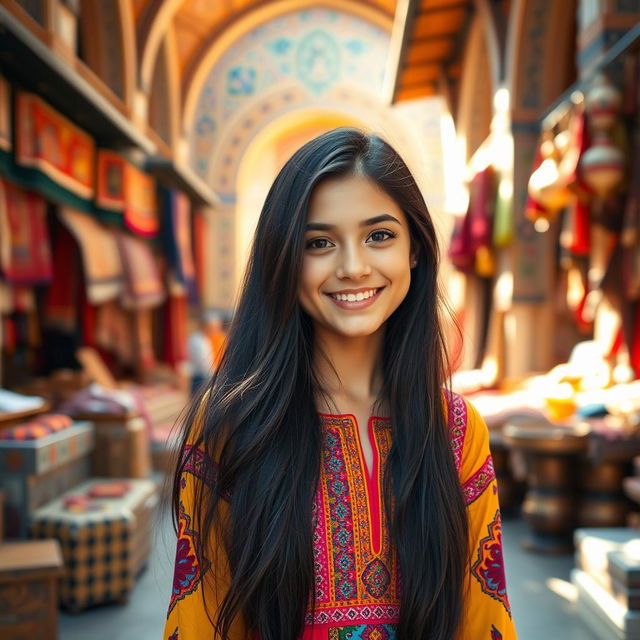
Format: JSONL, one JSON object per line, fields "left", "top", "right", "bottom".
{"left": 58, "top": 207, "right": 123, "bottom": 304}
{"left": 0, "top": 75, "right": 10, "bottom": 153}
{"left": 15, "top": 92, "right": 94, "bottom": 199}
{"left": 161, "top": 188, "right": 197, "bottom": 300}
{"left": 163, "top": 293, "right": 188, "bottom": 369}
{"left": 193, "top": 208, "right": 207, "bottom": 301}
{"left": 95, "top": 301, "right": 135, "bottom": 368}
{"left": 96, "top": 150, "right": 158, "bottom": 236}
{"left": 116, "top": 231, "right": 165, "bottom": 309}
{"left": 0, "top": 178, "right": 52, "bottom": 284}
{"left": 44, "top": 223, "right": 80, "bottom": 331}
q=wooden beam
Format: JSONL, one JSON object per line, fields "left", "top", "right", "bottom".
{"left": 399, "top": 62, "right": 440, "bottom": 85}
{"left": 383, "top": 0, "right": 420, "bottom": 104}
{"left": 405, "top": 38, "right": 452, "bottom": 64}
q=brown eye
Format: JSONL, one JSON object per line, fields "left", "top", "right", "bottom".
{"left": 368, "top": 230, "right": 396, "bottom": 243}
{"left": 306, "top": 238, "right": 333, "bottom": 250}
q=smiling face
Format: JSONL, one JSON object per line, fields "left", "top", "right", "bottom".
{"left": 298, "top": 173, "right": 415, "bottom": 340}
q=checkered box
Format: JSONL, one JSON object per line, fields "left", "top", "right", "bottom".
{"left": 30, "top": 478, "right": 158, "bottom": 611}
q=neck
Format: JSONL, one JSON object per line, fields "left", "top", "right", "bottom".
{"left": 311, "top": 324, "right": 385, "bottom": 409}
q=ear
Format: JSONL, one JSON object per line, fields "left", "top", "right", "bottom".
{"left": 410, "top": 248, "right": 419, "bottom": 268}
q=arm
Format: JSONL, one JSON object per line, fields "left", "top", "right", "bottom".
{"left": 164, "top": 443, "right": 250, "bottom": 640}
{"left": 457, "top": 397, "right": 518, "bottom": 640}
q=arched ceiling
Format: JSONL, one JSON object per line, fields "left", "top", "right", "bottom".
{"left": 135, "top": 0, "right": 396, "bottom": 92}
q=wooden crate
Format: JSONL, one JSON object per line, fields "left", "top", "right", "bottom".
{"left": 0, "top": 539, "right": 64, "bottom": 640}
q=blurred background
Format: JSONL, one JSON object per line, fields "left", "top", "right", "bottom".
{"left": 0, "top": 0, "right": 638, "bottom": 638}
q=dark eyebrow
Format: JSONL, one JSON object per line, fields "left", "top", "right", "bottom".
{"left": 305, "top": 214, "right": 401, "bottom": 231}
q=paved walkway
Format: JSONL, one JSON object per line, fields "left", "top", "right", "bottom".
{"left": 59, "top": 505, "right": 601, "bottom": 639}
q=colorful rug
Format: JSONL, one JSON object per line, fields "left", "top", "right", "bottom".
{"left": 96, "top": 150, "right": 158, "bottom": 236}
{"left": 15, "top": 91, "right": 94, "bottom": 199}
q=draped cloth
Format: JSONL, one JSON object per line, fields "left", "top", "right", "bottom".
{"left": 58, "top": 207, "right": 123, "bottom": 304}
{"left": 161, "top": 188, "right": 197, "bottom": 300}
{"left": 163, "top": 392, "right": 518, "bottom": 640}
{"left": 115, "top": 231, "right": 165, "bottom": 309}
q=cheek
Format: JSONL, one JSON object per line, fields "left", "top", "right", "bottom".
{"left": 298, "top": 259, "right": 321, "bottom": 305}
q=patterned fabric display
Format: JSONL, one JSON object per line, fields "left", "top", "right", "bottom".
{"left": 163, "top": 393, "right": 518, "bottom": 639}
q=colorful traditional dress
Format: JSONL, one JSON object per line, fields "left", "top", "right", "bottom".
{"left": 164, "top": 392, "right": 518, "bottom": 639}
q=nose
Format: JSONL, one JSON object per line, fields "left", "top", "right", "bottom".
{"left": 335, "top": 242, "right": 371, "bottom": 279}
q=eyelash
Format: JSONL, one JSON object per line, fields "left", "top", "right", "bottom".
{"left": 305, "top": 230, "right": 397, "bottom": 250}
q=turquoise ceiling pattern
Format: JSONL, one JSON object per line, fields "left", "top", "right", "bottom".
{"left": 190, "top": 8, "right": 390, "bottom": 179}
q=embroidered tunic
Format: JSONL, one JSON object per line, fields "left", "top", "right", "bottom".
{"left": 164, "top": 392, "right": 518, "bottom": 639}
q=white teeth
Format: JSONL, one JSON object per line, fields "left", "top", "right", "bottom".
{"left": 330, "top": 288, "right": 379, "bottom": 302}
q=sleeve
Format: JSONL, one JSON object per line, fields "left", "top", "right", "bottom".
{"left": 163, "top": 442, "right": 251, "bottom": 640}
{"left": 457, "top": 397, "right": 518, "bottom": 640}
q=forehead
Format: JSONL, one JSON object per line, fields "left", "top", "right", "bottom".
{"left": 306, "top": 174, "right": 406, "bottom": 225}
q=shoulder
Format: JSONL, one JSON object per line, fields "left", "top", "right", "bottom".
{"left": 442, "top": 390, "right": 490, "bottom": 477}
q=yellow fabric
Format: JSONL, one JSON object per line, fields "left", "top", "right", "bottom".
{"left": 458, "top": 399, "right": 518, "bottom": 640}
{"left": 164, "top": 395, "right": 518, "bottom": 639}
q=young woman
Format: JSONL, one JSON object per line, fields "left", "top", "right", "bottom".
{"left": 164, "top": 128, "right": 518, "bottom": 640}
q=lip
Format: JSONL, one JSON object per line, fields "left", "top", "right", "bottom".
{"left": 325, "top": 287, "right": 384, "bottom": 310}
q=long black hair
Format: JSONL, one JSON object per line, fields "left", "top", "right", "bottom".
{"left": 171, "top": 127, "right": 469, "bottom": 639}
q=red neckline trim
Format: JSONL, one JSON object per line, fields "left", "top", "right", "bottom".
{"left": 317, "top": 412, "right": 391, "bottom": 421}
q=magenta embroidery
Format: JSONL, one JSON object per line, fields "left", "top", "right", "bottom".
{"left": 463, "top": 455, "right": 496, "bottom": 505}
{"left": 472, "top": 510, "right": 511, "bottom": 616}
{"left": 444, "top": 391, "right": 468, "bottom": 472}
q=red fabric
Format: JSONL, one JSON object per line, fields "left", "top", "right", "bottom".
{"left": 468, "top": 166, "right": 496, "bottom": 252}
{"left": 631, "top": 304, "right": 640, "bottom": 378}
{"left": 571, "top": 199, "right": 591, "bottom": 256}
{"left": 44, "top": 224, "right": 79, "bottom": 330}
{"left": 164, "top": 294, "right": 188, "bottom": 368}
{"left": 0, "top": 179, "right": 52, "bottom": 284}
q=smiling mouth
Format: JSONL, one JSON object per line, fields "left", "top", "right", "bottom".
{"left": 325, "top": 287, "right": 384, "bottom": 308}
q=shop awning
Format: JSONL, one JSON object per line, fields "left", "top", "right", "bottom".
{"left": 59, "top": 207, "right": 123, "bottom": 304}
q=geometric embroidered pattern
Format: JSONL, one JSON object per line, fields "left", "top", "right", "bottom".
{"left": 328, "top": 623, "right": 396, "bottom": 639}
{"left": 444, "top": 390, "right": 468, "bottom": 473}
{"left": 472, "top": 510, "right": 511, "bottom": 617}
{"left": 307, "top": 414, "right": 401, "bottom": 626}
{"left": 463, "top": 455, "right": 496, "bottom": 505}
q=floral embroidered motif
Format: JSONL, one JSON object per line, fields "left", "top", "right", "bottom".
{"left": 328, "top": 624, "right": 396, "bottom": 639}
{"left": 167, "top": 499, "right": 210, "bottom": 615}
{"left": 472, "top": 510, "right": 511, "bottom": 616}
{"left": 491, "top": 625, "right": 503, "bottom": 639}
{"left": 361, "top": 557, "right": 391, "bottom": 598}
{"left": 463, "top": 455, "right": 496, "bottom": 505}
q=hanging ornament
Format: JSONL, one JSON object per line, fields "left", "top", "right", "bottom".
{"left": 581, "top": 130, "right": 626, "bottom": 197}
{"left": 584, "top": 74, "right": 622, "bottom": 131}
{"left": 528, "top": 133, "right": 570, "bottom": 215}
{"left": 581, "top": 74, "right": 625, "bottom": 199}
